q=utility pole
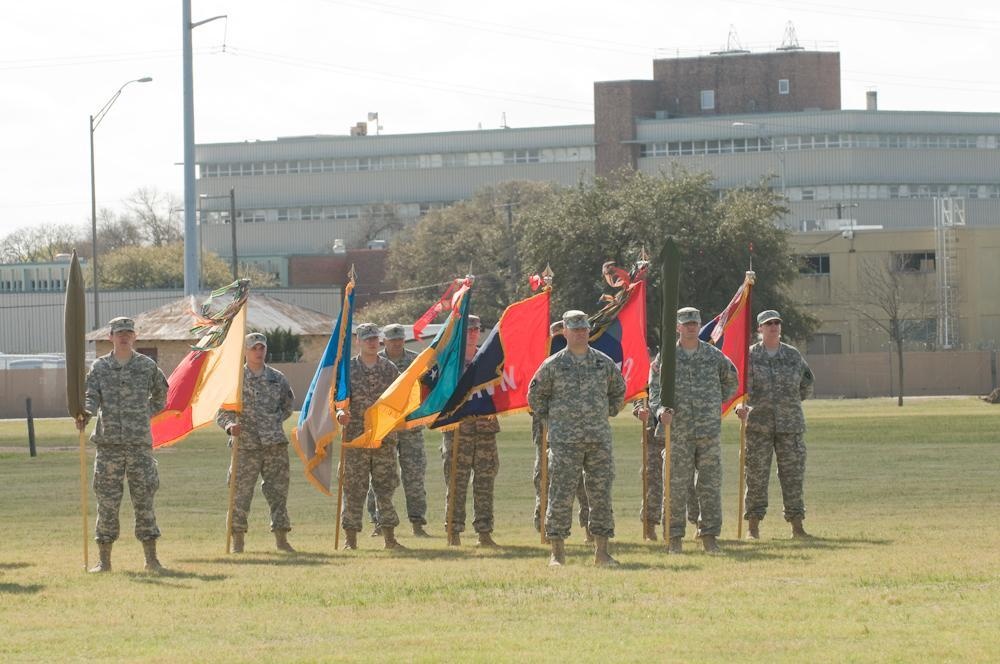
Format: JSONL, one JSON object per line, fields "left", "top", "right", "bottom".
{"left": 821, "top": 201, "right": 860, "bottom": 252}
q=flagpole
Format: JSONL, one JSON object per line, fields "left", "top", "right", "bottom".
{"left": 78, "top": 423, "right": 89, "bottom": 569}
{"left": 662, "top": 423, "right": 671, "bottom": 543}
{"left": 334, "top": 432, "right": 346, "bottom": 550}
{"left": 641, "top": 408, "right": 649, "bottom": 537}
{"left": 659, "top": 238, "right": 680, "bottom": 546}
{"left": 446, "top": 428, "right": 462, "bottom": 543}
{"left": 539, "top": 423, "right": 549, "bottom": 545}
{"left": 736, "top": 271, "right": 755, "bottom": 540}
{"left": 225, "top": 435, "right": 241, "bottom": 553}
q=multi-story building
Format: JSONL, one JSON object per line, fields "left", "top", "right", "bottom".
{"left": 194, "top": 47, "right": 1000, "bottom": 353}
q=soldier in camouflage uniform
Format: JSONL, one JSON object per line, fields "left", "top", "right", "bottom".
{"left": 442, "top": 315, "right": 502, "bottom": 547}
{"left": 77, "top": 317, "right": 169, "bottom": 573}
{"left": 336, "top": 323, "right": 404, "bottom": 550}
{"left": 528, "top": 310, "right": 627, "bottom": 567}
{"left": 736, "top": 310, "right": 815, "bottom": 539}
{"left": 367, "top": 323, "right": 430, "bottom": 537}
{"left": 533, "top": 321, "right": 590, "bottom": 540}
{"left": 656, "top": 307, "right": 738, "bottom": 555}
{"left": 216, "top": 333, "right": 296, "bottom": 553}
{"left": 635, "top": 358, "right": 701, "bottom": 540}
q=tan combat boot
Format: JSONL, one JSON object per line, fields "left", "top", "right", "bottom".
{"left": 668, "top": 536, "right": 683, "bottom": 554}
{"left": 548, "top": 538, "right": 566, "bottom": 567}
{"left": 593, "top": 536, "right": 620, "bottom": 568}
{"left": 89, "top": 541, "right": 113, "bottom": 573}
{"left": 411, "top": 523, "right": 430, "bottom": 537}
{"left": 790, "top": 516, "right": 810, "bottom": 539}
{"left": 383, "top": 527, "right": 406, "bottom": 550}
{"left": 142, "top": 539, "right": 165, "bottom": 572}
{"left": 701, "top": 534, "right": 723, "bottom": 555}
{"left": 643, "top": 522, "right": 658, "bottom": 541}
{"left": 447, "top": 530, "right": 461, "bottom": 546}
{"left": 477, "top": 531, "right": 499, "bottom": 548}
{"left": 747, "top": 518, "right": 761, "bottom": 540}
{"left": 343, "top": 530, "right": 358, "bottom": 550}
{"left": 274, "top": 530, "right": 295, "bottom": 552}
{"left": 231, "top": 531, "right": 245, "bottom": 553}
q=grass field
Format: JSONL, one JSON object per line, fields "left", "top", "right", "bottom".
{"left": 1, "top": 398, "right": 998, "bottom": 662}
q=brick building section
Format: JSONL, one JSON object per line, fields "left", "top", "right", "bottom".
{"left": 288, "top": 248, "right": 389, "bottom": 309}
{"left": 594, "top": 50, "right": 841, "bottom": 176}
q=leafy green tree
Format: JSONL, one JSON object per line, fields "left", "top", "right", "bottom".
{"left": 262, "top": 327, "right": 302, "bottom": 363}
{"left": 362, "top": 170, "right": 816, "bottom": 340}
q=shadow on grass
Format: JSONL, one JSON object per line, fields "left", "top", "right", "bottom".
{"left": 0, "top": 562, "right": 33, "bottom": 570}
{"left": 0, "top": 582, "right": 45, "bottom": 594}
{"left": 121, "top": 568, "right": 228, "bottom": 587}
{"left": 180, "top": 551, "right": 341, "bottom": 567}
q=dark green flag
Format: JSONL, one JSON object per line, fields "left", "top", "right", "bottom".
{"left": 658, "top": 237, "right": 680, "bottom": 409}
{"left": 65, "top": 250, "right": 87, "bottom": 420}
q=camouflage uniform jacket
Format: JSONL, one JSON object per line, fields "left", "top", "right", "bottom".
{"left": 654, "top": 341, "right": 738, "bottom": 439}
{"left": 450, "top": 352, "right": 501, "bottom": 436}
{"left": 216, "top": 365, "right": 294, "bottom": 450}
{"left": 84, "top": 351, "right": 168, "bottom": 447}
{"left": 527, "top": 347, "right": 626, "bottom": 444}
{"left": 745, "top": 342, "right": 814, "bottom": 434}
{"left": 343, "top": 355, "right": 400, "bottom": 442}
{"left": 379, "top": 348, "right": 426, "bottom": 436}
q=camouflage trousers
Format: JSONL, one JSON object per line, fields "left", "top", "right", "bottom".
{"left": 546, "top": 440, "right": 615, "bottom": 540}
{"left": 744, "top": 430, "right": 807, "bottom": 522}
{"left": 93, "top": 444, "right": 160, "bottom": 543}
{"left": 665, "top": 435, "right": 722, "bottom": 538}
{"left": 534, "top": 439, "right": 588, "bottom": 531}
{"left": 227, "top": 443, "right": 291, "bottom": 534}
{"left": 367, "top": 431, "right": 428, "bottom": 526}
{"left": 441, "top": 431, "right": 499, "bottom": 534}
{"left": 340, "top": 443, "right": 399, "bottom": 532}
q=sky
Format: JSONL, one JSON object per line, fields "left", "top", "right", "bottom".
{"left": 2, "top": 0, "right": 999, "bottom": 238}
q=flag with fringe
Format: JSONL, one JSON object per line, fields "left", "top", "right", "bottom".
{"left": 346, "top": 279, "right": 472, "bottom": 448}
{"left": 431, "top": 289, "right": 551, "bottom": 429}
{"left": 291, "top": 273, "right": 355, "bottom": 495}
{"left": 699, "top": 272, "right": 754, "bottom": 415}
{"left": 151, "top": 280, "right": 250, "bottom": 448}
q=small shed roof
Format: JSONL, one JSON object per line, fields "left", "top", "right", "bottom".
{"left": 87, "top": 293, "right": 334, "bottom": 341}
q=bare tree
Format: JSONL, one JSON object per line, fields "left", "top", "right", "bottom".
{"left": 847, "top": 257, "right": 935, "bottom": 406}
{"left": 125, "top": 187, "right": 183, "bottom": 246}
{"left": 358, "top": 203, "right": 405, "bottom": 247}
{"left": 0, "top": 224, "right": 82, "bottom": 262}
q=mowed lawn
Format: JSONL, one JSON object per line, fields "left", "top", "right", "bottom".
{"left": 1, "top": 397, "right": 997, "bottom": 663}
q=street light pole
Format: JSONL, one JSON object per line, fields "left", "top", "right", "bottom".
{"left": 88, "top": 76, "right": 153, "bottom": 329}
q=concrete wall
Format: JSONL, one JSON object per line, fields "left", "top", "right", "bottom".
{"left": 1, "top": 362, "right": 321, "bottom": 420}
{"left": 806, "top": 350, "right": 997, "bottom": 398}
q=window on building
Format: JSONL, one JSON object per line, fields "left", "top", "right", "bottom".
{"left": 700, "top": 90, "right": 715, "bottom": 111}
{"left": 806, "top": 333, "right": 841, "bottom": 355}
{"left": 893, "top": 251, "right": 935, "bottom": 273}
{"left": 901, "top": 319, "right": 936, "bottom": 344}
{"left": 778, "top": 79, "right": 790, "bottom": 95}
{"left": 798, "top": 254, "right": 831, "bottom": 275}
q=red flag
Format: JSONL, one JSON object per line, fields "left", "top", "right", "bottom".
{"left": 700, "top": 274, "right": 753, "bottom": 415}
{"left": 412, "top": 280, "right": 461, "bottom": 340}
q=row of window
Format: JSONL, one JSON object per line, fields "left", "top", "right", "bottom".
{"left": 640, "top": 133, "right": 999, "bottom": 158}
{"left": 797, "top": 251, "right": 936, "bottom": 276}
{"left": 200, "top": 146, "right": 595, "bottom": 178}
{"left": 0, "top": 279, "right": 64, "bottom": 292}
{"left": 202, "top": 201, "right": 450, "bottom": 225}
{"left": 788, "top": 184, "right": 1000, "bottom": 202}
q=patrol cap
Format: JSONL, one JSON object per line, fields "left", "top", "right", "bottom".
{"left": 382, "top": 323, "right": 406, "bottom": 340}
{"left": 355, "top": 322, "right": 380, "bottom": 340}
{"left": 757, "top": 310, "right": 782, "bottom": 326}
{"left": 467, "top": 315, "right": 481, "bottom": 330}
{"left": 245, "top": 332, "right": 267, "bottom": 349}
{"left": 562, "top": 310, "right": 590, "bottom": 330}
{"left": 108, "top": 317, "right": 135, "bottom": 333}
{"left": 676, "top": 307, "right": 701, "bottom": 324}
{"left": 549, "top": 320, "right": 565, "bottom": 335}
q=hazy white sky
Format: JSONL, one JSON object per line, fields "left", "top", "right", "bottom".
{"left": 2, "top": 0, "right": 998, "bottom": 237}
